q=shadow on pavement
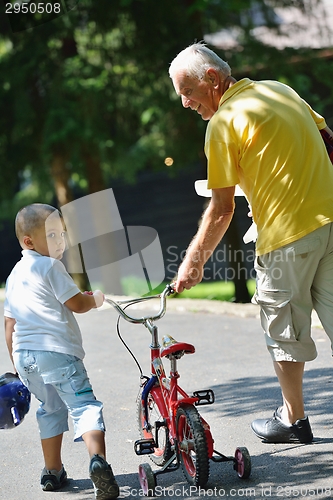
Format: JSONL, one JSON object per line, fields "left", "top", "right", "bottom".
{"left": 198, "top": 367, "right": 333, "bottom": 420}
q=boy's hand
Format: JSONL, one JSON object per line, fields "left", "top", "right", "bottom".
{"left": 93, "top": 290, "right": 104, "bottom": 308}
{"left": 65, "top": 290, "right": 104, "bottom": 313}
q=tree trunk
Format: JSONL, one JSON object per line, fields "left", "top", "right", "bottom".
{"left": 85, "top": 152, "right": 106, "bottom": 194}
{"left": 50, "top": 152, "right": 73, "bottom": 206}
{"left": 50, "top": 152, "right": 87, "bottom": 290}
{"left": 225, "top": 216, "right": 251, "bottom": 303}
{"left": 83, "top": 153, "right": 126, "bottom": 294}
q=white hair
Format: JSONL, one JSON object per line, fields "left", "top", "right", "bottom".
{"left": 169, "top": 42, "right": 231, "bottom": 81}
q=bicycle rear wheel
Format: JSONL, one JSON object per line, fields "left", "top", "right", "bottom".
{"left": 176, "top": 404, "right": 209, "bottom": 487}
{"left": 137, "top": 388, "right": 172, "bottom": 467}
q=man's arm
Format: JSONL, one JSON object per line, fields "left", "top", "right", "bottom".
{"left": 5, "top": 316, "right": 16, "bottom": 368}
{"left": 175, "top": 186, "right": 235, "bottom": 293}
{"left": 65, "top": 289, "right": 104, "bottom": 313}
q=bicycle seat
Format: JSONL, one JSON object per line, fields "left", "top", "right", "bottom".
{"left": 161, "top": 335, "right": 195, "bottom": 359}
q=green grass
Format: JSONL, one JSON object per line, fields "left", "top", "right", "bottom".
{"left": 0, "top": 279, "right": 256, "bottom": 302}
{"left": 151, "top": 280, "right": 256, "bottom": 302}
{"left": 97, "top": 276, "right": 255, "bottom": 301}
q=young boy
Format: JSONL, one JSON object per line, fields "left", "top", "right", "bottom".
{"left": 4, "top": 203, "right": 119, "bottom": 499}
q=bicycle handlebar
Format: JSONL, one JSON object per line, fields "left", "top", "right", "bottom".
{"left": 104, "top": 284, "right": 175, "bottom": 324}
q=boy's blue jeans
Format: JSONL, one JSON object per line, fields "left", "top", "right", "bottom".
{"left": 13, "top": 350, "right": 105, "bottom": 441}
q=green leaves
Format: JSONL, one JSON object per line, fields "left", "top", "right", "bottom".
{"left": 0, "top": 0, "right": 332, "bottom": 215}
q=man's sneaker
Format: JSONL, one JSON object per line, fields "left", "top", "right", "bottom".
{"left": 89, "top": 454, "right": 119, "bottom": 499}
{"left": 40, "top": 465, "right": 67, "bottom": 491}
{"left": 251, "top": 407, "right": 313, "bottom": 444}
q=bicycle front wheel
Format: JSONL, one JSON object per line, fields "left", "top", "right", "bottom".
{"left": 176, "top": 404, "right": 209, "bottom": 487}
{"left": 137, "top": 388, "right": 172, "bottom": 467}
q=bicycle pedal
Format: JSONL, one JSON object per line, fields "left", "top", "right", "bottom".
{"left": 134, "top": 438, "right": 156, "bottom": 455}
{"left": 193, "top": 389, "right": 215, "bottom": 405}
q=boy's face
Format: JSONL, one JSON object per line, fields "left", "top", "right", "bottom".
{"left": 28, "top": 213, "right": 66, "bottom": 259}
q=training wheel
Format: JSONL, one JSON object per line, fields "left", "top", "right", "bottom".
{"left": 234, "top": 447, "right": 251, "bottom": 479}
{"left": 138, "top": 463, "right": 156, "bottom": 496}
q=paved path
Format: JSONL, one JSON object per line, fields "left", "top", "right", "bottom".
{"left": 0, "top": 297, "right": 332, "bottom": 500}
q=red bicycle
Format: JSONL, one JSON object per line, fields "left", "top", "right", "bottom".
{"left": 105, "top": 284, "right": 251, "bottom": 496}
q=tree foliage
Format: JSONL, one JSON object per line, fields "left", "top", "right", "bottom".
{"left": 0, "top": 0, "right": 332, "bottom": 217}
{"left": 0, "top": 0, "right": 206, "bottom": 214}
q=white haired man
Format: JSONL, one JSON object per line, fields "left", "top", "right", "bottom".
{"left": 169, "top": 42, "right": 333, "bottom": 444}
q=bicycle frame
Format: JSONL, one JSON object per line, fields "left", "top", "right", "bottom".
{"left": 105, "top": 284, "right": 251, "bottom": 491}
{"left": 105, "top": 285, "right": 214, "bottom": 458}
{"left": 141, "top": 316, "right": 202, "bottom": 448}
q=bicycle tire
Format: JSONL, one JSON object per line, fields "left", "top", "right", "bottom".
{"left": 234, "top": 446, "right": 251, "bottom": 479}
{"left": 176, "top": 404, "right": 209, "bottom": 487}
{"left": 137, "top": 389, "right": 173, "bottom": 467}
{"left": 138, "top": 463, "right": 156, "bottom": 496}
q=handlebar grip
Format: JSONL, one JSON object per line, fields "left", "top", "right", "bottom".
{"left": 166, "top": 283, "right": 175, "bottom": 295}
{"left": 104, "top": 283, "right": 174, "bottom": 324}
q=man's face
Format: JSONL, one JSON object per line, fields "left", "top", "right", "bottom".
{"left": 172, "top": 70, "right": 220, "bottom": 121}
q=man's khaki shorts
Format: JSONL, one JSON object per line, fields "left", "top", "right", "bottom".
{"left": 253, "top": 223, "right": 333, "bottom": 362}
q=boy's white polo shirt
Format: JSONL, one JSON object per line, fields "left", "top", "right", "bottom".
{"left": 4, "top": 249, "right": 85, "bottom": 359}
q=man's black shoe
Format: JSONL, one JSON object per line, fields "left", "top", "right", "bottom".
{"left": 251, "top": 407, "right": 313, "bottom": 444}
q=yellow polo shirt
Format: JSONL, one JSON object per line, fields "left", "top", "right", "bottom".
{"left": 205, "top": 78, "right": 333, "bottom": 255}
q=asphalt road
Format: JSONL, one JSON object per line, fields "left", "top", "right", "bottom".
{"left": 1, "top": 297, "right": 333, "bottom": 500}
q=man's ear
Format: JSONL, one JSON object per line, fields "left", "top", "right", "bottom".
{"left": 206, "top": 68, "right": 219, "bottom": 86}
{"left": 22, "top": 235, "right": 34, "bottom": 249}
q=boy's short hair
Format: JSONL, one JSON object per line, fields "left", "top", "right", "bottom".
{"left": 15, "top": 204, "right": 61, "bottom": 242}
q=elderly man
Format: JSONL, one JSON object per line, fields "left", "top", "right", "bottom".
{"left": 169, "top": 42, "right": 333, "bottom": 444}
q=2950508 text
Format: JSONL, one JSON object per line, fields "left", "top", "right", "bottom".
{"left": 5, "top": 3, "right": 61, "bottom": 14}
{"left": 271, "top": 486, "right": 333, "bottom": 497}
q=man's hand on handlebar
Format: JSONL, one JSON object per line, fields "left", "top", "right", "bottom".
{"left": 174, "top": 260, "right": 203, "bottom": 294}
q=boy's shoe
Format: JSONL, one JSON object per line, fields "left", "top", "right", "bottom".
{"left": 251, "top": 407, "right": 313, "bottom": 444}
{"left": 89, "top": 454, "right": 119, "bottom": 499}
{"left": 40, "top": 465, "right": 67, "bottom": 491}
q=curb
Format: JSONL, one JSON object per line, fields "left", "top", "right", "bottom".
{"left": 1, "top": 288, "right": 322, "bottom": 325}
